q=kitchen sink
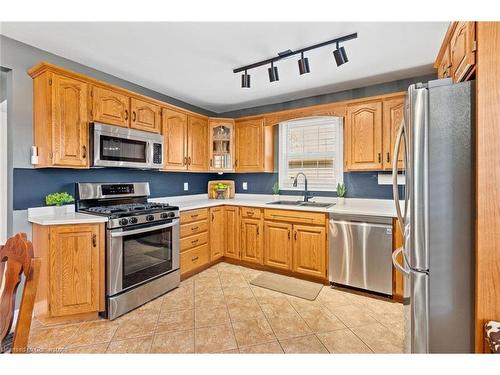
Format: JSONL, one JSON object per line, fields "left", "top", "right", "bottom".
{"left": 267, "top": 200, "right": 335, "bottom": 208}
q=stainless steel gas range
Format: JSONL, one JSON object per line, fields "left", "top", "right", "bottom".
{"left": 76, "top": 182, "right": 180, "bottom": 320}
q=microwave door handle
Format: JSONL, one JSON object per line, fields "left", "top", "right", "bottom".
{"left": 146, "top": 142, "right": 151, "bottom": 165}
{"left": 110, "top": 220, "right": 179, "bottom": 237}
{"left": 392, "top": 119, "right": 406, "bottom": 230}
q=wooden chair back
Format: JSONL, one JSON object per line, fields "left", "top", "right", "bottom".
{"left": 0, "top": 233, "right": 41, "bottom": 353}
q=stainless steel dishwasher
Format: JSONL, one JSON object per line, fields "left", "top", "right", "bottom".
{"left": 329, "top": 213, "right": 393, "bottom": 296}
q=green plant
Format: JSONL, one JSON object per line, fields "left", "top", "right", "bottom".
{"left": 336, "top": 183, "right": 346, "bottom": 198}
{"left": 272, "top": 182, "right": 280, "bottom": 195}
{"left": 214, "top": 182, "right": 228, "bottom": 191}
{"left": 45, "top": 192, "right": 74, "bottom": 206}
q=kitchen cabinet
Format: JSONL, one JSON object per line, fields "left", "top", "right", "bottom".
{"left": 187, "top": 115, "right": 209, "bottom": 171}
{"left": 162, "top": 108, "right": 188, "bottom": 171}
{"left": 263, "top": 221, "right": 292, "bottom": 270}
{"left": 209, "top": 118, "right": 235, "bottom": 172}
{"left": 210, "top": 207, "right": 225, "bottom": 261}
{"left": 130, "top": 97, "right": 161, "bottom": 133}
{"left": 345, "top": 100, "right": 383, "bottom": 171}
{"left": 383, "top": 95, "right": 406, "bottom": 170}
{"left": 180, "top": 208, "right": 210, "bottom": 277}
{"left": 240, "top": 217, "right": 263, "bottom": 264}
{"left": 31, "top": 71, "right": 89, "bottom": 168}
{"left": 224, "top": 206, "right": 240, "bottom": 260}
{"left": 32, "top": 223, "right": 105, "bottom": 321}
{"left": 235, "top": 117, "right": 274, "bottom": 173}
{"left": 92, "top": 86, "right": 130, "bottom": 128}
{"left": 292, "top": 224, "right": 326, "bottom": 279}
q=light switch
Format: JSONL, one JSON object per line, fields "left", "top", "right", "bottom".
{"left": 184, "top": 182, "right": 189, "bottom": 191}
{"left": 242, "top": 182, "right": 248, "bottom": 190}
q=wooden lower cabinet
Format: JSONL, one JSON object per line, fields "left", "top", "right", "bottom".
{"left": 224, "top": 206, "right": 240, "bottom": 259}
{"left": 292, "top": 224, "right": 327, "bottom": 279}
{"left": 180, "top": 209, "right": 211, "bottom": 277}
{"left": 32, "top": 223, "right": 105, "bottom": 321}
{"left": 263, "top": 221, "right": 292, "bottom": 270}
{"left": 240, "top": 218, "right": 263, "bottom": 264}
{"left": 210, "top": 207, "right": 224, "bottom": 261}
{"left": 180, "top": 244, "right": 210, "bottom": 275}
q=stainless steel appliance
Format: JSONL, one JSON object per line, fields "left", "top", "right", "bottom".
{"left": 329, "top": 214, "right": 393, "bottom": 296}
{"left": 90, "top": 122, "right": 163, "bottom": 169}
{"left": 76, "top": 182, "right": 180, "bottom": 320}
{"left": 392, "top": 79, "right": 474, "bottom": 353}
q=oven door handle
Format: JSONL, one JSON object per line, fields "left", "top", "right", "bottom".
{"left": 110, "top": 220, "right": 179, "bottom": 237}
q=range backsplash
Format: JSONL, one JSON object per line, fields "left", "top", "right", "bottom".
{"left": 13, "top": 168, "right": 402, "bottom": 210}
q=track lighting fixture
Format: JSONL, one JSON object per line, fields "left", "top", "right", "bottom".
{"left": 268, "top": 62, "right": 279, "bottom": 82}
{"left": 233, "top": 32, "right": 357, "bottom": 88}
{"left": 241, "top": 70, "right": 251, "bottom": 88}
{"left": 297, "top": 52, "right": 310, "bottom": 75}
{"left": 333, "top": 42, "right": 349, "bottom": 66}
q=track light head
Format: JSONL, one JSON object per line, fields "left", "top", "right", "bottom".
{"left": 298, "top": 52, "right": 310, "bottom": 75}
{"left": 241, "top": 70, "right": 251, "bottom": 88}
{"left": 333, "top": 42, "right": 348, "bottom": 66}
{"left": 268, "top": 62, "right": 279, "bottom": 82}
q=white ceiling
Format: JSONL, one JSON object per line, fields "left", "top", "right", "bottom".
{"left": 1, "top": 22, "right": 448, "bottom": 113}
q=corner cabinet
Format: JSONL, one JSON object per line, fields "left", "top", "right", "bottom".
{"left": 31, "top": 70, "right": 89, "bottom": 168}
{"left": 235, "top": 117, "right": 274, "bottom": 173}
{"left": 209, "top": 118, "right": 235, "bottom": 172}
{"left": 32, "top": 223, "right": 105, "bottom": 322}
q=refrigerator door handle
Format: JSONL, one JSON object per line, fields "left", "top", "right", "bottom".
{"left": 392, "top": 118, "right": 407, "bottom": 231}
{"left": 392, "top": 247, "right": 409, "bottom": 276}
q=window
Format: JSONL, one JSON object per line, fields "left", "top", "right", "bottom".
{"left": 279, "top": 117, "right": 343, "bottom": 192}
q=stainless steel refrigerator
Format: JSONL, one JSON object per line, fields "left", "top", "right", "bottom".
{"left": 392, "top": 78, "right": 474, "bottom": 353}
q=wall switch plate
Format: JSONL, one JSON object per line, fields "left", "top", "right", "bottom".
{"left": 183, "top": 182, "right": 189, "bottom": 191}
{"left": 242, "top": 182, "right": 248, "bottom": 190}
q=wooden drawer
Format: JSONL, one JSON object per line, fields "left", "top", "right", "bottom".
{"left": 181, "top": 231, "right": 209, "bottom": 252}
{"left": 180, "top": 243, "right": 210, "bottom": 275}
{"left": 240, "top": 206, "right": 262, "bottom": 219}
{"left": 264, "top": 209, "right": 326, "bottom": 226}
{"left": 180, "top": 220, "right": 208, "bottom": 238}
{"left": 180, "top": 208, "right": 209, "bottom": 224}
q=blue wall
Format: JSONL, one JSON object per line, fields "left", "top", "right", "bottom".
{"left": 13, "top": 168, "right": 400, "bottom": 210}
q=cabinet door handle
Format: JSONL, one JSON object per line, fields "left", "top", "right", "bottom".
{"left": 257, "top": 226, "right": 260, "bottom": 235}
{"left": 378, "top": 153, "right": 381, "bottom": 163}
{"left": 294, "top": 231, "right": 297, "bottom": 241}
{"left": 210, "top": 159, "right": 213, "bottom": 167}
{"left": 92, "top": 234, "right": 97, "bottom": 248}
{"left": 183, "top": 156, "right": 187, "bottom": 165}
{"left": 288, "top": 230, "right": 291, "bottom": 240}
{"left": 82, "top": 145, "right": 87, "bottom": 159}
{"left": 386, "top": 152, "right": 390, "bottom": 163}
{"left": 235, "top": 160, "right": 238, "bottom": 168}
{"left": 211, "top": 213, "right": 215, "bottom": 222}
{"left": 188, "top": 156, "right": 191, "bottom": 165}
{"left": 132, "top": 111, "right": 136, "bottom": 122}
{"left": 124, "top": 109, "right": 129, "bottom": 121}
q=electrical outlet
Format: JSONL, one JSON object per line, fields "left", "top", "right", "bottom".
{"left": 183, "top": 182, "right": 189, "bottom": 191}
{"left": 242, "top": 182, "right": 248, "bottom": 191}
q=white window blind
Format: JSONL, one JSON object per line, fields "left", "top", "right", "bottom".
{"left": 279, "top": 117, "right": 343, "bottom": 192}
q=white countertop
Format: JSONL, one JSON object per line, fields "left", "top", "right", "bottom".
{"left": 27, "top": 194, "right": 400, "bottom": 226}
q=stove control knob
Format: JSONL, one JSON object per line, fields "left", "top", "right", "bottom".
{"left": 119, "top": 218, "right": 129, "bottom": 226}
{"left": 168, "top": 212, "right": 176, "bottom": 218}
{"left": 129, "top": 217, "right": 138, "bottom": 224}
{"left": 146, "top": 215, "right": 155, "bottom": 222}
{"left": 160, "top": 213, "right": 169, "bottom": 219}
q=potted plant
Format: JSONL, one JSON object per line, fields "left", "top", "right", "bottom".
{"left": 336, "top": 183, "right": 346, "bottom": 205}
{"left": 213, "top": 182, "right": 228, "bottom": 199}
{"left": 45, "top": 192, "right": 74, "bottom": 215}
{"left": 272, "top": 182, "right": 280, "bottom": 201}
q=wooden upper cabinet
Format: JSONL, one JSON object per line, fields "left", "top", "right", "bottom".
{"left": 130, "top": 97, "right": 161, "bottom": 133}
{"left": 48, "top": 224, "right": 103, "bottom": 317}
{"left": 209, "top": 118, "right": 235, "bottom": 172}
{"left": 187, "top": 115, "right": 208, "bottom": 171}
{"left": 450, "top": 22, "right": 476, "bottom": 82}
{"left": 292, "top": 224, "right": 326, "bottom": 279}
{"left": 383, "top": 95, "right": 406, "bottom": 170}
{"left": 345, "top": 101, "right": 383, "bottom": 171}
{"left": 51, "top": 73, "right": 89, "bottom": 168}
{"left": 264, "top": 221, "right": 292, "bottom": 271}
{"left": 224, "top": 206, "right": 240, "bottom": 260}
{"left": 235, "top": 117, "right": 274, "bottom": 173}
{"left": 209, "top": 207, "right": 225, "bottom": 261}
{"left": 162, "top": 108, "right": 188, "bottom": 171}
{"left": 92, "top": 86, "right": 130, "bottom": 127}
{"left": 240, "top": 218, "right": 263, "bottom": 264}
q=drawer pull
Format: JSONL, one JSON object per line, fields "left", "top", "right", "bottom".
{"left": 246, "top": 211, "right": 254, "bottom": 216}
{"left": 191, "top": 214, "right": 199, "bottom": 218}
{"left": 192, "top": 256, "right": 199, "bottom": 261}
{"left": 191, "top": 239, "right": 199, "bottom": 245}
{"left": 191, "top": 226, "right": 199, "bottom": 231}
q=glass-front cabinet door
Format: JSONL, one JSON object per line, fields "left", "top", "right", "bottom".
{"left": 208, "top": 118, "right": 235, "bottom": 172}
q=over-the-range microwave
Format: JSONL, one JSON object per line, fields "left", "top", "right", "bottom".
{"left": 90, "top": 122, "right": 163, "bottom": 169}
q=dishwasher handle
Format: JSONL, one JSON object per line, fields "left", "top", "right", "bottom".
{"left": 330, "top": 219, "right": 392, "bottom": 230}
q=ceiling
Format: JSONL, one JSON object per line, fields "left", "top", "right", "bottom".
{"left": 1, "top": 22, "right": 448, "bottom": 113}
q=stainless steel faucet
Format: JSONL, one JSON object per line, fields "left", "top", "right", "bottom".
{"left": 292, "top": 172, "right": 313, "bottom": 202}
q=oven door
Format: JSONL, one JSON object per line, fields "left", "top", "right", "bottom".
{"left": 107, "top": 219, "right": 180, "bottom": 296}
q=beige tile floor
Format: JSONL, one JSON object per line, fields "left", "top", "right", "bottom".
{"left": 28, "top": 262, "right": 404, "bottom": 354}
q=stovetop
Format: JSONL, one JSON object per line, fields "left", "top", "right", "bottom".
{"left": 82, "top": 202, "right": 177, "bottom": 218}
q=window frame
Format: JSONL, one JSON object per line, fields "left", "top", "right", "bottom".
{"left": 278, "top": 116, "right": 344, "bottom": 193}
